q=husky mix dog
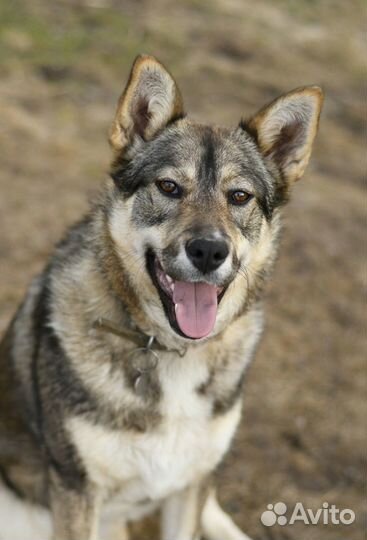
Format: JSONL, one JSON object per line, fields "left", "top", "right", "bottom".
{"left": 0, "top": 55, "right": 323, "bottom": 540}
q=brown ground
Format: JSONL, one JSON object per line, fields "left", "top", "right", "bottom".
{"left": 0, "top": 1, "right": 365, "bottom": 539}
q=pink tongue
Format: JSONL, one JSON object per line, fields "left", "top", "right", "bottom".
{"left": 173, "top": 282, "right": 218, "bottom": 339}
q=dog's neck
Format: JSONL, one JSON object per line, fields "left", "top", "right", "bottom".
{"left": 93, "top": 317, "right": 187, "bottom": 397}
{"left": 93, "top": 317, "right": 187, "bottom": 355}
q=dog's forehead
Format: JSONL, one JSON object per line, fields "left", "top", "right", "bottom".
{"left": 152, "top": 121, "right": 268, "bottom": 188}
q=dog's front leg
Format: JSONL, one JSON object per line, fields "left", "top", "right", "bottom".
{"left": 201, "top": 489, "right": 253, "bottom": 540}
{"left": 49, "top": 469, "right": 101, "bottom": 540}
{"left": 161, "top": 481, "right": 209, "bottom": 540}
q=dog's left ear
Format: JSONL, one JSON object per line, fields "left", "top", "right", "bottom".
{"left": 109, "top": 54, "right": 184, "bottom": 153}
{"left": 246, "top": 86, "right": 324, "bottom": 183}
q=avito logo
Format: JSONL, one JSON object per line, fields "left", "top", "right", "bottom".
{"left": 261, "top": 502, "right": 355, "bottom": 527}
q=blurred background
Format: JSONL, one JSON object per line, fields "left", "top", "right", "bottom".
{"left": 0, "top": 0, "right": 365, "bottom": 539}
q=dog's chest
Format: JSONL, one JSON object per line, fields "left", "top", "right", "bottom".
{"left": 68, "top": 355, "right": 241, "bottom": 503}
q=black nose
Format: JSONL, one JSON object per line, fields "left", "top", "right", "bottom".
{"left": 185, "top": 238, "right": 229, "bottom": 274}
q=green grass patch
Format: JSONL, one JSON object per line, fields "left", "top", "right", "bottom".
{"left": 0, "top": 1, "right": 156, "bottom": 76}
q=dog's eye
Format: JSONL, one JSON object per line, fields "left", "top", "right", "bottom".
{"left": 229, "top": 190, "right": 253, "bottom": 206}
{"left": 156, "top": 179, "right": 182, "bottom": 198}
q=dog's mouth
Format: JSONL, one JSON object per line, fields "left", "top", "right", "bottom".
{"left": 146, "top": 251, "right": 225, "bottom": 340}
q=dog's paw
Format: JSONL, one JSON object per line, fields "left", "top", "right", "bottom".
{"left": 202, "top": 491, "right": 253, "bottom": 540}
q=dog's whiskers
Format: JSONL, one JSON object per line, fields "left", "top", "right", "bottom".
{"left": 237, "top": 265, "right": 250, "bottom": 291}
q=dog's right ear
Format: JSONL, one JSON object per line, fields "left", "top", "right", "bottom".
{"left": 109, "top": 55, "right": 184, "bottom": 153}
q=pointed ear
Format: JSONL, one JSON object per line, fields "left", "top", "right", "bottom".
{"left": 109, "top": 54, "right": 184, "bottom": 153}
{"left": 247, "top": 86, "right": 324, "bottom": 183}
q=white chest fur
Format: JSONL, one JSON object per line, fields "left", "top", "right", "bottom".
{"left": 67, "top": 354, "right": 242, "bottom": 516}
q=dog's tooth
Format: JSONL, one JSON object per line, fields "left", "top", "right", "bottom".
{"left": 166, "top": 274, "right": 173, "bottom": 285}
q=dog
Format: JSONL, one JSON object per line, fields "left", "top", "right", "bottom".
{"left": 0, "top": 54, "right": 323, "bottom": 540}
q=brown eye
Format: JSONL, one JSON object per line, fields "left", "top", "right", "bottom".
{"left": 229, "top": 190, "right": 252, "bottom": 206}
{"left": 156, "top": 179, "right": 182, "bottom": 198}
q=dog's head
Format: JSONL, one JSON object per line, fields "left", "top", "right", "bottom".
{"left": 106, "top": 55, "right": 323, "bottom": 343}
